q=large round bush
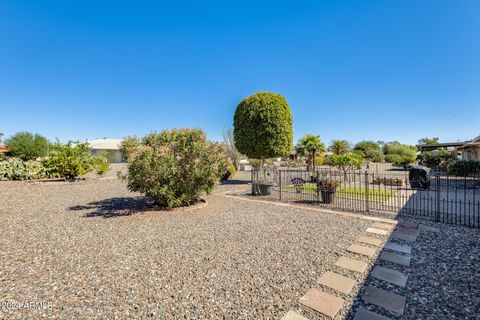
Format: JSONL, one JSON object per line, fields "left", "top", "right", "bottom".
{"left": 5, "top": 131, "right": 50, "bottom": 161}
{"left": 126, "top": 129, "right": 226, "bottom": 208}
{"left": 233, "top": 92, "right": 293, "bottom": 160}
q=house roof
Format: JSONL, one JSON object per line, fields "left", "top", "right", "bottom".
{"left": 416, "top": 135, "right": 480, "bottom": 151}
{"left": 416, "top": 141, "right": 467, "bottom": 149}
{"left": 458, "top": 135, "right": 480, "bottom": 149}
{"left": 0, "top": 145, "right": 9, "bottom": 153}
{"left": 86, "top": 139, "right": 122, "bottom": 150}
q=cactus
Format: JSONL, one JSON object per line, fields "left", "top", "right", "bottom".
{"left": 0, "top": 158, "right": 55, "bottom": 181}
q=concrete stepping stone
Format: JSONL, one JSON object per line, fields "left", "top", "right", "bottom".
{"left": 299, "top": 288, "right": 344, "bottom": 319}
{"left": 366, "top": 227, "right": 389, "bottom": 236}
{"left": 419, "top": 225, "right": 440, "bottom": 233}
{"left": 384, "top": 242, "right": 411, "bottom": 254}
{"left": 396, "top": 227, "right": 419, "bottom": 236}
{"left": 371, "top": 266, "right": 408, "bottom": 287}
{"left": 371, "top": 222, "right": 395, "bottom": 230}
{"left": 347, "top": 244, "right": 376, "bottom": 258}
{"left": 398, "top": 221, "right": 418, "bottom": 229}
{"left": 380, "top": 251, "right": 411, "bottom": 267}
{"left": 357, "top": 236, "right": 383, "bottom": 247}
{"left": 335, "top": 257, "right": 368, "bottom": 273}
{"left": 281, "top": 310, "right": 310, "bottom": 320}
{"left": 391, "top": 232, "right": 417, "bottom": 242}
{"left": 353, "top": 308, "right": 392, "bottom": 320}
{"left": 362, "top": 286, "right": 406, "bottom": 315}
{"left": 317, "top": 271, "right": 356, "bottom": 295}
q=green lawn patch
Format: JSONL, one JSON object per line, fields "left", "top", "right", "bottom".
{"left": 282, "top": 183, "right": 397, "bottom": 201}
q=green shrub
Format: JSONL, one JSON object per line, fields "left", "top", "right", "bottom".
{"left": 222, "top": 163, "right": 237, "bottom": 181}
{"left": 249, "top": 158, "right": 262, "bottom": 169}
{"left": 418, "top": 149, "right": 456, "bottom": 169}
{"left": 284, "top": 158, "right": 306, "bottom": 168}
{"left": 43, "top": 142, "right": 109, "bottom": 180}
{"left": 315, "top": 155, "right": 325, "bottom": 166}
{"left": 0, "top": 158, "right": 52, "bottom": 181}
{"left": 234, "top": 92, "right": 293, "bottom": 161}
{"left": 5, "top": 131, "right": 50, "bottom": 161}
{"left": 384, "top": 144, "right": 417, "bottom": 166}
{"left": 249, "top": 158, "right": 277, "bottom": 169}
{"left": 446, "top": 160, "right": 480, "bottom": 176}
{"left": 125, "top": 128, "right": 227, "bottom": 208}
{"left": 384, "top": 154, "right": 404, "bottom": 166}
{"left": 326, "top": 153, "right": 364, "bottom": 178}
{"left": 353, "top": 141, "right": 384, "bottom": 162}
{"left": 119, "top": 136, "right": 141, "bottom": 162}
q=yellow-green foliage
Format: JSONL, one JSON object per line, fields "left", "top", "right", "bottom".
{"left": 42, "top": 142, "right": 109, "bottom": 180}
{"left": 126, "top": 128, "right": 227, "bottom": 208}
{"left": 119, "top": 136, "right": 141, "bottom": 162}
{"left": 234, "top": 92, "right": 293, "bottom": 159}
{"left": 0, "top": 158, "right": 53, "bottom": 181}
{"left": 222, "top": 163, "right": 237, "bottom": 180}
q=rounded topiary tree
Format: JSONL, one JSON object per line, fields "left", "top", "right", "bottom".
{"left": 233, "top": 92, "right": 293, "bottom": 165}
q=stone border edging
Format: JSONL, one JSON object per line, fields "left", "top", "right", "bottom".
{"left": 217, "top": 191, "right": 398, "bottom": 225}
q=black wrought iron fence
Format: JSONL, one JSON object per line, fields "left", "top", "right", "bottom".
{"left": 251, "top": 168, "right": 480, "bottom": 228}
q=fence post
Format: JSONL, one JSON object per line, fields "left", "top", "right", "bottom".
{"left": 278, "top": 169, "right": 282, "bottom": 200}
{"left": 316, "top": 170, "right": 320, "bottom": 202}
{"left": 365, "top": 170, "right": 370, "bottom": 212}
{"left": 251, "top": 169, "right": 254, "bottom": 195}
{"left": 435, "top": 173, "right": 441, "bottom": 222}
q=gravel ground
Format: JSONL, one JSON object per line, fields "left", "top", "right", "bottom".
{"left": 2, "top": 170, "right": 479, "bottom": 320}
{"left": 0, "top": 173, "right": 372, "bottom": 319}
{"left": 344, "top": 219, "right": 480, "bottom": 320}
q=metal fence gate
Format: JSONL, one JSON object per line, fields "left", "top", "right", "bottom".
{"left": 251, "top": 168, "right": 480, "bottom": 228}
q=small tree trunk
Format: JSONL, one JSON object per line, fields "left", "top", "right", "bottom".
{"left": 312, "top": 150, "right": 316, "bottom": 172}
{"left": 261, "top": 157, "right": 266, "bottom": 179}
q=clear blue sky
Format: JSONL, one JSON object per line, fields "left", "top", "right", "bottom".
{"left": 1, "top": 0, "right": 478, "bottom": 145}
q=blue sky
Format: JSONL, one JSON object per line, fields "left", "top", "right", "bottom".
{"left": 1, "top": 0, "right": 478, "bottom": 145}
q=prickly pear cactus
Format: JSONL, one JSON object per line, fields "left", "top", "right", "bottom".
{"left": 0, "top": 158, "right": 51, "bottom": 180}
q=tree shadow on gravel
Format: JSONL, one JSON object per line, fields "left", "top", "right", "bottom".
{"left": 220, "top": 179, "right": 250, "bottom": 185}
{"left": 68, "top": 196, "right": 158, "bottom": 218}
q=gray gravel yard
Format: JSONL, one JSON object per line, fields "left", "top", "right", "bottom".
{"left": 2, "top": 172, "right": 480, "bottom": 320}
{"left": 0, "top": 176, "right": 371, "bottom": 319}
{"left": 347, "top": 220, "right": 480, "bottom": 320}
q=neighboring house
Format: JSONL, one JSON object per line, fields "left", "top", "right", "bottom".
{"left": 416, "top": 141, "right": 467, "bottom": 153}
{"left": 239, "top": 158, "right": 251, "bottom": 171}
{"left": 458, "top": 136, "right": 480, "bottom": 161}
{"left": 416, "top": 135, "right": 480, "bottom": 161}
{"left": 86, "top": 139, "right": 123, "bottom": 163}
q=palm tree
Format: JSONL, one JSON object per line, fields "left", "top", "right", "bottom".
{"left": 295, "top": 134, "right": 326, "bottom": 172}
{"left": 329, "top": 139, "right": 351, "bottom": 155}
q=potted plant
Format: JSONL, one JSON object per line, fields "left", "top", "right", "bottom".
{"left": 317, "top": 177, "right": 340, "bottom": 204}
{"left": 252, "top": 179, "right": 274, "bottom": 196}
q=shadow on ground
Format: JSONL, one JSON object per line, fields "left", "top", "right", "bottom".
{"left": 68, "top": 196, "right": 157, "bottom": 218}
{"left": 220, "top": 179, "right": 250, "bottom": 185}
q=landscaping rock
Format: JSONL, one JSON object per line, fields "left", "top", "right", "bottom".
{"left": 317, "top": 271, "right": 356, "bottom": 295}
{"left": 362, "top": 286, "right": 406, "bottom": 315}
{"left": 299, "top": 288, "right": 344, "bottom": 319}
